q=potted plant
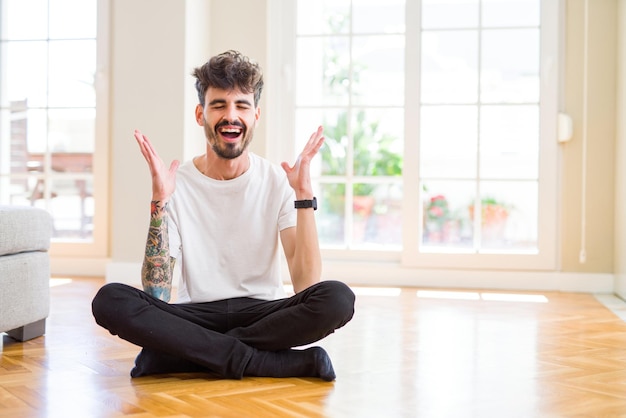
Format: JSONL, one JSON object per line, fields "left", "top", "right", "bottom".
{"left": 423, "top": 194, "right": 452, "bottom": 242}
{"left": 468, "top": 197, "right": 511, "bottom": 242}
{"left": 468, "top": 197, "right": 510, "bottom": 225}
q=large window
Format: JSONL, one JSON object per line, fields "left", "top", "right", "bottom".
{"left": 275, "top": 0, "right": 559, "bottom": 270}
{"left": 294, "top": 0, "right": 405, "bottom": 250}
{"left": 0, "top": 0, "right": 108, "bottom": 256}
{"left": 418, "top": 0, "right": 542, "bottom": 251}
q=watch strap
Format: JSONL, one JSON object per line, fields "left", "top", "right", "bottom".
{"left": 294, "top": 197, "right": 317, "bottom": 210}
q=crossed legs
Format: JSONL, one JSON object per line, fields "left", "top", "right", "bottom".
{"left": 91, "top": 280, "right": 355, "bottom": 380}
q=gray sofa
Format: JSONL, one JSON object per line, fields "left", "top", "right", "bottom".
{"left": 0, "top": 205, "right": 52, "bottom": 341}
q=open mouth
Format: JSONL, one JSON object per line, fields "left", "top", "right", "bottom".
{"left": 218, "top": 126, "right": 243, "bottom": 141}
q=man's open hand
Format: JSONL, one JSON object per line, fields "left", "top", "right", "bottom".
{"left": 134, "top": 129, "right": 180, "bottom": 201}
{"left": 281, "top": 126, "right": 325, "bottom": 199}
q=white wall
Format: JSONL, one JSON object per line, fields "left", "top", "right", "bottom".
{"left": 183, "top": 0, "right": 212, "bottom": 161}
{"left": 107, "top": 0, "right": 210, "bottom": 282}
{"left": 210, "top": 0, "right": 269, "bottom": 158}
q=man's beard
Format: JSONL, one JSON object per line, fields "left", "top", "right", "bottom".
{"left": 204, "top": 120, "right": 254, "bottom": 160}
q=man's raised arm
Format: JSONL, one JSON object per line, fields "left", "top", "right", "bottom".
{"left": 280, "top": 126, "right": 325, "bottom": 293}
{"left": 134, "top": 129, "right": 180, "bottom": 301}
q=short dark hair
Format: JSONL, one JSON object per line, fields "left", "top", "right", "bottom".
{"left": 192, "top": 50, "right": 264, "bottom": 107}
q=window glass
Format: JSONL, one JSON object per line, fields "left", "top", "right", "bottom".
{"left": 0, "top": 0, "right": 98, "bottom": 241}
{"left": 48, "top": 40, "right": 97, "bottom": 107}
{"left": 49, "top": 0, "right": 97, "bottom": 39}
{"left": 418, "top": 0, "right": 543, "bottom": 254}
{"left": 419, "top": 105, "right": 478, "bottom": 179}
{"left": 2, "top": 42, "right": 48, "bottom": 107}
{"left": 481, "top": 29, "right": 540, "bottom": 103}
{"left": 352, "top": 0, "right": 405, "bottom": 34}
{"left": 0, "top": 0, "right": 48, "bottom": 40}
{"left": 49, "top": 177, "right": 93, "bottom": 239}
{"left": 296, "top": 0, "right": 405, "bottom": 249}
{"left": 292, "top": 0, "right": 551, "bottom": 260}
{"left": 296, "top": 108, "right": 347, "bottom": 176}
{"left": 296, "top": 0, "right": 350, "bottom": 35}
{"left": 296, "top": 37, "right": 350, "bottom": 107}
{"left": 478, "top": 181, "right": 538, "bottom": 251}
{"left": 482, "top": 0, "right": 540, "bottom": 27}
{"left": 480, "top": 105, "right": 539, "bottom": 179}
{"left": 421, "top": 0, "right": 479, "bottom": 29}
{"left": 48, "top": 108, "right": 95, "bottom": 155}
{"left": 352, "top": 108, "right": 403, "bottom": 177}
{"left": 351, "top": 35, "right": 404, "bottom": 106}
{"left": 422, "top": 180, "right": 475, "bottom": 249}
{"left": 24, "top": 109, "right": 48, "bottom": 153}
{"left": 352, "top": 183, "right": 402, "bottom": 247}
{"left": 421, "top": 31, "right": 479, "bottom": 104}
{"left": 318, "top": 182, "right": 346, "bottom": 246}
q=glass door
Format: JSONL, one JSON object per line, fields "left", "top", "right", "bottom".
{"left": 275, "top": 0, "right": 559, "bottom": 271}
{"left": 0, "top": 0, "right": 100, "bottom": 243}
{"left": 404, "top": 0, "right": 559, "bottom": 269}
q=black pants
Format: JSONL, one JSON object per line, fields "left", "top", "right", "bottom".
{"left": 91, "top": 280, "right": 355, "bottom": 379}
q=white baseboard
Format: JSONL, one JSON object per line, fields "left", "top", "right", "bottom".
{"left": 615, "top": 273, "right": 626, "bottom": 300}
{"left": 323, "top": 261, "right": 614, "bottom": 293}
{"left": 105, "top": 260, "right": 615, "bottom": 294}
{"left": 51, "top": 257, "right": 110, "bottom": 277}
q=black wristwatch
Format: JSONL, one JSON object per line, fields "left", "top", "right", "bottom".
{"left": 294, "top": 197, "right": 317, "bottom": 210}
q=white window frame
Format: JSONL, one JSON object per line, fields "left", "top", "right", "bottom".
{"left": 267, "top": 0, "right": 560, "bottom": 272}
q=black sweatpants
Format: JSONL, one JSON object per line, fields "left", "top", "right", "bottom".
{"left": 91, "top": 280, "right": 355, "bottom": 379}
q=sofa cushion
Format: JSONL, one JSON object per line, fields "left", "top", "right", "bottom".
{"left": 0, "top": 205, "right": 53, "bottom": 256}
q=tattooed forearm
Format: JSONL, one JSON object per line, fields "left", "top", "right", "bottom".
{"left": 141, "top": 200, "right": 175, "bottom": 301}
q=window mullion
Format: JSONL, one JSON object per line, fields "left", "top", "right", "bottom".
{"left": 402, "top": 0, "right": 422, "bottom": 259}
{"left": 474, "top": 3, "right": 483, "bottom": 253}
{"left": 345, "top": 0, "right": 355, "bottom": 248}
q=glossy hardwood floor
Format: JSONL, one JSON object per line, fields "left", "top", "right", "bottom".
{"left": 2, "top": 278, "right": 626, "bottom": 417}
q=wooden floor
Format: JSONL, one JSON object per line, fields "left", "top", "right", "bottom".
{"left": 2, "top": 278, "right": 626, "bottom": 417}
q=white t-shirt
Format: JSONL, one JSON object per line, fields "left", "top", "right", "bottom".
{"left": 167, "top": 153, "right": 296, "bottom": 303}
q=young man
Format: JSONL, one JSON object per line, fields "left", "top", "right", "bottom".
{"left": 92, "top": 50, "right": 355, "bottom": 381}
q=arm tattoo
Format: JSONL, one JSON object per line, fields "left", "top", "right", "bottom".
{"left": 141, "top": 200, "right": 175, "bottom": 301}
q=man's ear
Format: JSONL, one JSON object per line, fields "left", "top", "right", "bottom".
{"left": 195, "top": 104, "right": 205, "bottom": 126}
{"left": 255, "top": 106, "right": 261, "bottom": 123}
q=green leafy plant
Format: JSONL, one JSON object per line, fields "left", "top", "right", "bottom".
{"left": 322, "top": 111, "right": 403, "bottom": 196}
